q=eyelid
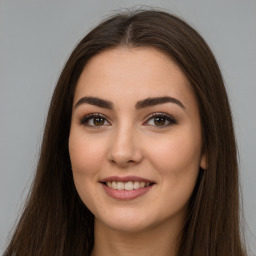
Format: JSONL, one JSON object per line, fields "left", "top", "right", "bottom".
{"left": 143, "top": 112, "right": 177, "bottom": 127}
{"left": 80, "top": 113, "right": 111, "bottom": 127}
{"left": 79, "top": 112, "right": 176, "bottom": 128}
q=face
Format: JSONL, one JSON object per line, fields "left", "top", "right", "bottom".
{"left": 69, "top": 47, "right": 206, "bottom": 233}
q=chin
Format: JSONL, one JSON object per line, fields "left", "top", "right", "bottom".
{"left": 102, "top": 218, "right": 152, "bottom": 233}
{"left": 95, "top": 207, "right": 169, "bottom": 234}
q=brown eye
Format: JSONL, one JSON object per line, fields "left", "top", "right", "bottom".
{"left": 80, "top": 114, "right": 110, "bottom": 128}
{"left": 153, "top": 117, "right": 166, "bottom": 126}
{"left": 93, "top": 117, "right": 105, "bottom": 126}
{"left": 145, "top": 113, "right": 177, "bottom": 127}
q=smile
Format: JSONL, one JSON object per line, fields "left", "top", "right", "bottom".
{"left": 100, "top": 176, "right": 155, "bottom": 200}
{"left": 105, "top": 181, "right": 151, "bottom": 190}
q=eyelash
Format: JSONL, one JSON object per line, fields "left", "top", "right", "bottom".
{"left": 79, "top": 112, "right": 177, "bottom": 129}
{"left": 80, "top": 113, "right": 110, "bottom": 128}
{"left": 144, "top": 113, "right": 177, "bottom": 127}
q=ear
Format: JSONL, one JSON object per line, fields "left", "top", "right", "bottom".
{"left": 200, "top": 152, "right": 207, "bottom": 170}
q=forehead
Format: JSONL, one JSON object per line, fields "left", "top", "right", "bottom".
{"left": 74, "top": 47, "right": 195, "bottom": 108}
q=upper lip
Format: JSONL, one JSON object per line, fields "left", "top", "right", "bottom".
{"left": 101, "top": 176, "right": 155, "bottom": 183}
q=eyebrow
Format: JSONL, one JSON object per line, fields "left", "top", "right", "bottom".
{"left": 135, "top": 96, "right": 185, "bottom": 110}
{"left": 74, "top": 96, "right": 185, "bottom": 110}
{"left": 75, "top": 96, "right": 113, "bottom": 109}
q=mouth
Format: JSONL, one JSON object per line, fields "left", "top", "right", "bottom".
{"left": 100, "top": 176, "right": 155, "bottom": 200}
{"left": 102, "top": 180, "right": 153, "bottom": 190}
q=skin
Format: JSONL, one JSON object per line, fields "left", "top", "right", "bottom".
{"left": 69, "top": 47, "right": 207, "bottom": 256}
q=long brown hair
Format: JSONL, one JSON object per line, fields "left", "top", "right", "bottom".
{"left": 4, "top": 9, "right": 247, "bottom": 256}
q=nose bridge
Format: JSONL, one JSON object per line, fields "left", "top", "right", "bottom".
{"left": 108, "top": 121, "right": 142, "bottom": 166}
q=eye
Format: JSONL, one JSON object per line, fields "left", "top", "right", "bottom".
{"left": 80, "top": 113, "right": 110, "bottom": 128}
{"left": 144, "top": 113, "right": 177, "bottom": 127}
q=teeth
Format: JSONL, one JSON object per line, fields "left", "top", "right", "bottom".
{"left": 124, "top": 181, "right": 133, "bottom": 191}
{"left": 112, "top": 181, "right": 117, "bottom": 189}
{"left": 117, "top": 181, "right": 124, "bottom": 190}
{"left": 105, "top": 181, "right": 151, "bottom": 190}
{"left": 133, "top": 181, "right": 140, "bottom": 189}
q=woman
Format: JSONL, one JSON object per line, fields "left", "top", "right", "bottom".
{"left": 4, "top": 9, "right": 247, "bottom": 256}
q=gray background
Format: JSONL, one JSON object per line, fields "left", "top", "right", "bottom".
{"left": 0, "top": 0, "right": 255, "bottom": 254}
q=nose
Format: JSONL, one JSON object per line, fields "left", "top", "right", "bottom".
{"left": 108, "top": 125, "right": 143, "bottom": 167}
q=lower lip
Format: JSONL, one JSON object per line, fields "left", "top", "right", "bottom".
{"left": 101, "top": 183, "right": 154, "bottom": 200}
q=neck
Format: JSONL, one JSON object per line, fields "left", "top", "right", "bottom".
{"left": 91, "top": 217, "right": 183, "bottom": 256}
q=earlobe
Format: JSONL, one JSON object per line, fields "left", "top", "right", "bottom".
{"left": 200, "top": 153, "right": 207, "bottom": 170}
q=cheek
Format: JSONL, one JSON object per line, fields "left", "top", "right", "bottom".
{"left": 145, "top": 127, "right": 202, "bottom": 190}
{"left": 68, "top": 130, "right": 108, "bottom": 210}
{"left": 69, "top": 131, "right": 107, "bottom": 176}
{"left": 149, "top": 128, "right": 201, "bottom": 171}
{"left": 145, "top": 129, "right": 201, "bottom": 218}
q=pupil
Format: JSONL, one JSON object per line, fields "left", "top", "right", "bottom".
{"left": 94, "top": 117, "right": 104, "bottom": 126}
{"left": 154, "top": 117, "right": 165, "bottom": 125}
